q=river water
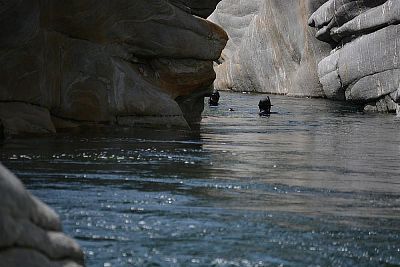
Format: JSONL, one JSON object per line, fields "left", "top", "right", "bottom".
{"left": 1, "top": 92, "right": 400, "bottom": 266}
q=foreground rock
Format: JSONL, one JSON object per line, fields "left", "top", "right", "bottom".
{"left": 0, "top": 0, "right": 227, "bottom": 137}
{"left": 309, "top": 0, "right": 400, "bottom": 113}
{"left": 0, "top": 163, "right": 84, "bottom": 267}
{"left": 209, "top": 0, "right": 331, "bottom": 97}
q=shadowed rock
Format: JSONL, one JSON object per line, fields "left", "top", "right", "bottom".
{"left": 0, "top": 0, "right": 228, "bottom": 137}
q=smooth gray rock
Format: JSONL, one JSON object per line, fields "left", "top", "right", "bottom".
{"left": 0, "top": 248, "right": 82, "bottom": 267}
{"left": 209, "top": 0, "right": 332, "bottom": 97}
{"left": 211, "top": 0, "right": 400, "bottom": 114}
{"left": 0, "top": 0, "right": 227, "bottom": 136}
{"left": 331, "top": 0, "right": 400, "bottom": 41}
{"left": 309, "top": 0, "right": 400, "bottom": 113}
{"left": 0, "top": 164, "right": 84, "bottom": 267}
{"left": 346, "top": 69, "right": 400, "bottom": 102}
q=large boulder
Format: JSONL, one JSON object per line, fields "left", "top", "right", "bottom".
{"left": 0, "top": 0, "right": 227, "bottom": 136}
{"left": 209, "top": 0, "right": 332, "bottom": 97}
{"left": 0, "top": 163, "right": 84, "bottom": 267}
{"left": 309, "top": 0, "right": 400, "bottom": 113}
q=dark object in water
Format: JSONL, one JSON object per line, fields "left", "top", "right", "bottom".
{"left": 209, "top": 91, "right": 220, "bottom": 106}
{"left": 259, "top": 96, "right": 273, "bottom": 116}
{"left": 229, "top": 108, "right": 235, "bottom": 111}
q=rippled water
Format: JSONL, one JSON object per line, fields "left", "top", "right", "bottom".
{"left": 1, "top": 92, "right": 400, "bottom": 266}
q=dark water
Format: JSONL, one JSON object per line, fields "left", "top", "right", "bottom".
{"left": 1, "top": 92, "right": 400, "bottom": 266}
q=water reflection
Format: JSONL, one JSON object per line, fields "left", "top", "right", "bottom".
{"left": 1, "top": 92, "right": 400, "bottom": 266}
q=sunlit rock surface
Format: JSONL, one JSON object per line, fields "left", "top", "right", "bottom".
{"left": 209, "top": 0, "right": 332, "bottom": 96}
{"left": 0, "top": 163, "right": 84, "bottom": 267}
{"left": 0, "top": 0, "right": 227, "bottom": 136}
{"left": 309, "top": 0, "right": 400, "bottom": 113}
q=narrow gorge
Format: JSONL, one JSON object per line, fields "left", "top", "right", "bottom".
{"left": 1, "top": 1, "right": 400, "bottom": 266}
{"left": 210, "top": 0, "right": 400, "bottom": 113}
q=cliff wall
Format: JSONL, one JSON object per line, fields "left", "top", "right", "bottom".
{"left": 309, "top": 0, "right": 400, "bottom": 113}
{"left": 210, "top": 0, "right": 400, "bottom": 113}
{"left": 209, "top": 0, "right": 332, "bottom": 96}
{"left": 0, "top": 164, "right": 84, "bottom": 267}
{"left": 0, "top": 0, "right": 227, "bottom": 136}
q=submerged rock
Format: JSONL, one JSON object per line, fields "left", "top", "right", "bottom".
{"left": 309, "top": 0, "right": 400, "bottom": 113}
{"left": 0, "top": 0, "right": 228, "bottom": 137}
{"left": 0, "top": 163, "right": 84, "bottom": 267}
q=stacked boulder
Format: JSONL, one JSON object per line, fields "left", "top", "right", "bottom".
{"left": 0, "top": 163, "right": 84, "bottom": 267}
{"left": 309, "top": 0, "right": 400, "bottom": 113}
{"left": 0, "top": 0, "right": 227, "bottom": 137}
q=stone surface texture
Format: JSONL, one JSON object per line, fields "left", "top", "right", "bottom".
{"left": 209, "top": 0, "right": 332, "bottom": 97}
{"left": 0, "top": 163, "right": 84, "bottom": 267}
{"left": 210, "top": 0, "right": 399, "bottom": 114}
{"left": 0, "top": 0, "right": 227, "bottom": 136}
{"left": 309, "top": 0, "right": 400, "bottom": 113}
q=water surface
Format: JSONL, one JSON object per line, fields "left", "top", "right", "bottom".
{"left": 1, "top": 92, "right": 400, "bottom": 266}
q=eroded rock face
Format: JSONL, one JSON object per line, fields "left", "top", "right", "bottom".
{"left": 309, "top": 0, "right": 400, "bottom": 113}
{"left": 0, "top": 163, "right": 84, "bottom": 267}
{"left": 0, "top": 0, "right": 227, "bottom": 136}
{"left": 209, "top": 0, "right": 332, "bottom": 96}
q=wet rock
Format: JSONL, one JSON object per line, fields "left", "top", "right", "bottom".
{"left": 0, "top": 0, "right": 227, "bottom": 135}
{"left": 0, "top": 163, "right": 84, "bottom": 267}
{"left": 309, "top": 0, "right": 400, "bottom": 113}
{"left": 209, "top": 0, "right": 332, "bottom": 96}
{"left": 0, "top": 103, "right": 56, "bottom": 137}
{"left": 364, "top": 95, "right": 398, "bottom": 113}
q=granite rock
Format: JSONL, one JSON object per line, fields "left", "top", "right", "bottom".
{"left": 0, "top": 163, "right": 84, "bottom": 267}
{"left": 210, "top": 0, "right": 400, "bottom": 114}
{"left": 209, "top": 0, "right": 332, "bottom": 96}
{"left": 0, "top": 103, "right": 56, "bottom": 136}
{"left": 309, "top": 0, "right": 400, "bottom": 113}
{"left": 0, "top": 0, "right": 227, "bottom": 136}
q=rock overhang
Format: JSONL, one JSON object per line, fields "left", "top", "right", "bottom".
{"left": 0, "top": 0, "right": 228, "bottom": 137}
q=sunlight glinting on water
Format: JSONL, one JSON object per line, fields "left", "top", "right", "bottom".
{"left": 1, "top": 92, "right": 400, "bottom": 266}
